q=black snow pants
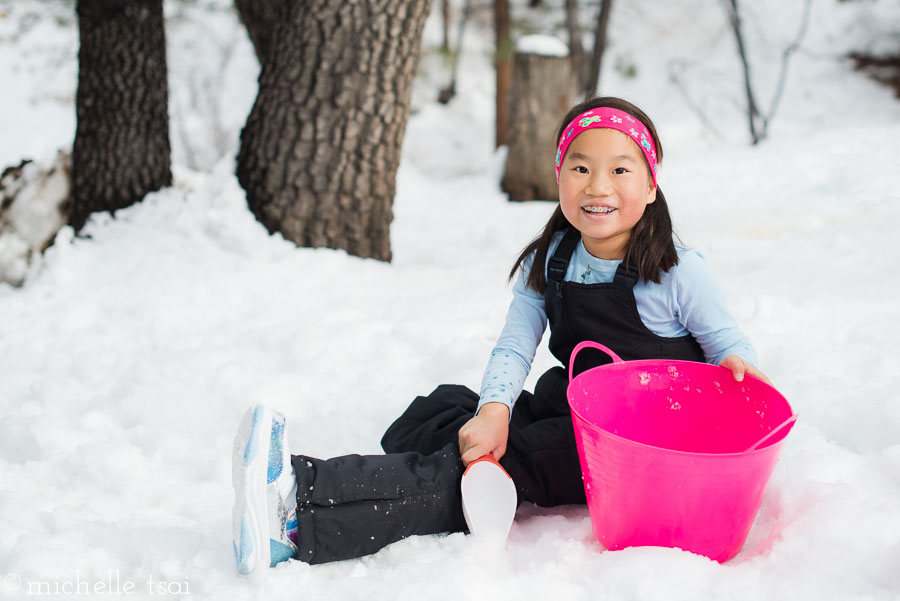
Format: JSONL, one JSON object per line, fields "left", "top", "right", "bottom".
{"left": 290, "top": 366, "right": 583, "bottom": 565}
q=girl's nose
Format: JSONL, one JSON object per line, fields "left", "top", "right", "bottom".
{"left": 585, "top": 172, "right": 612, "bottom": 196}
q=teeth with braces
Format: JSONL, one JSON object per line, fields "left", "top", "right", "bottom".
{"left": 583, "top": 206, "right": 615, "bottom": 213}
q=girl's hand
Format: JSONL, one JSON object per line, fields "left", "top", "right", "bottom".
{"left": 719, "top": 354, "right": 771, "bottom": 385}
{"left": 458, "top": 402, "right": 510, "bottom": 467}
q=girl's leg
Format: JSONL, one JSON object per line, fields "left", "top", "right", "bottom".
{"left": 500, "top": 367, "right": 585, "bottom": 507}
{"left": 292, "top": 443, "right": 466, "bottom": 564}
{"left": 380, "top": 373, "right": 585, "bottom": 509}
{"left": 499, "top": 415, "right": 585, "bottom": 507}
{"left": 380, "top": 384, "right": 479, "bottom": 455}
{"left": 233, "top": 404, "right": 468, "bottom": 570}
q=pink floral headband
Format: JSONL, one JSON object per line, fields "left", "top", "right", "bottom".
{"left": 555, "top": 107, "right": 658, "bottom": 186}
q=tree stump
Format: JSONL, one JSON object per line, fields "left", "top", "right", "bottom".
{"left": 501, "top": 41, "right": 577, "bottom": 202}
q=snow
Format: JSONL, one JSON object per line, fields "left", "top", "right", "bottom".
{"left": 1, "top": 0, "right": 900, "bottom": 600}
{"left": 516, "top": 34, "right": 568, "bottom": 57}
{"left": 0, "top": 152, "right": 69, "bottom": 285}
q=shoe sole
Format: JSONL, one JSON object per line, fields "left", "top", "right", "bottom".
{"left": 461, "top": 455, "right": 517, "bottom": 540}
{"left": 232, "top": 405, "right": 273, "bottom": 574}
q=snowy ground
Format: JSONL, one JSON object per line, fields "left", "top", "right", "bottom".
{"left": 1, "top": 0, "right": 900, "bottom": 600}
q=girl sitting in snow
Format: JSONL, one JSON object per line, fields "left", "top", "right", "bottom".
{"left": 231, "top": 96, "right": 770, "bottom": 572}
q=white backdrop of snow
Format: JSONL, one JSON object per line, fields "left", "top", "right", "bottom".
{"left": 1, "top": 0, "right": 899, "bottom": 600}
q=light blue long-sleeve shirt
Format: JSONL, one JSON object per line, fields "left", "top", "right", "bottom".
{"left": 478, "top": 231, "right": 757, "bottom": 414}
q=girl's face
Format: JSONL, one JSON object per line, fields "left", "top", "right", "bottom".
{"left": 557, "top": 127, "right": 657, "bottom": 260}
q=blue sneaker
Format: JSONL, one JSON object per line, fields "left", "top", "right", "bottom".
{"left": 232, "top": 405, "right": 299, "bottom": 574}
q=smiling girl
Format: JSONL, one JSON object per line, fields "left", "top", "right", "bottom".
{"left": 231, "top": 96, "right": 769, "bottom": 572}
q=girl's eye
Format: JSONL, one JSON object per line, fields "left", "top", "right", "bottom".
{"left": 574, "top": 166, "right": 589, "bottom": 174}
{"left": 612, "top": 167, "right": 628, "bottom": 175}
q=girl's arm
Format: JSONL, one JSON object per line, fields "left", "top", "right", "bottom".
{"left": 458, "top": 402, "right": 510, "bottom": 465}
{"left": 459, "top": 253, "right": 549, "bottom": 465}
{"left": 476, "top": 254, "right": 548, "bottom": 417}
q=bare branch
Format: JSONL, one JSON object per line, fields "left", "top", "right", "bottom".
{"left": 722, "top": 0, "right": 763, "bottom": 144}
{"left": 762, "top": 0, "right": 812, "bottom": 136}
{"left": 438, "top": 0, "right": 473, "bottom": 104}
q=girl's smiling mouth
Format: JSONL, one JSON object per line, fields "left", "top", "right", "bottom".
{"left": 582, "top": 205, "right": 617, "bottom": 214}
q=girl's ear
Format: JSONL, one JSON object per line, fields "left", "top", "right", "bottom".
{"left": 645, "top": 183, "right": 657, "bottom": 205}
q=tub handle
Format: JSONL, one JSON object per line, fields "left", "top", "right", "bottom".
{"left": 745, "top": 414, "right": 798, "bottom": 452}
{"left": 568, "top": 341, "right": 624, "bottom": 384}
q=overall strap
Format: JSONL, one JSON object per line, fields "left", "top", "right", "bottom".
{"left": 612, "top": 261, "right": 640, "bottom": 289}
{"left": 547, "top": 229, "right": 581, "bottom": 282}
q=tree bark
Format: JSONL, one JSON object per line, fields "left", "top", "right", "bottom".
{"left": 565, "top": 0, "right": 586, "bottom": 91}
{"left": 236, "top": 0, "right": 431, "bottom": 262}
{"left": 584, "top": 0, "right": 613, "bottom": 99}
{"left": 502, "top": 51, "right": 578, "bottom": 202}
{"left": 441, "top": 0, "right": 450, "bottom": 53}
{"left": 234, "top": 0, "right": 284, "bottom": 63}
{"left": 69, "top": 0, "right": 171, "bottom": 231}
{"left": 494, "top": 0, "right": 512, "bottom": 148}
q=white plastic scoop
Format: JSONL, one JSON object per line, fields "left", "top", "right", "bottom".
{"left": 460, "top": 454, "right": 518, "bottom": 540}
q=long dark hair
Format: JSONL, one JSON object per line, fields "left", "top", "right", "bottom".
{"left": 508, "top": 96, "right": 679, "bottom": 294}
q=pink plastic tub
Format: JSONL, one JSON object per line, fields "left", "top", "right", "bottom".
{"left": 567, "top": 341, "right": 796, "bottom": 562}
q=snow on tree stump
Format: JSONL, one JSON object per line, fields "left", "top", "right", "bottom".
{"left": 501, "top": 35, "right": 577, "bottom": 202}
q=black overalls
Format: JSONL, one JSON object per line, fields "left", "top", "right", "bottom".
{"left": 291, "top": 229, "right": 706, "bottom": 564}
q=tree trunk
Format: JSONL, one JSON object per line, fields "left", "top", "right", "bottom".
{"left": 583, "top": 0, "right": 613, "bottom": 99}
{"left": 565, "top": 0, "right": 586, "bottom": 90}
{"left": 237, "top": 0, "right": 430, "bottom": 262}
{"left": 441, "top": 0, "right": 450, "bottom": 53}
{"left": 234, "top": 0, "right": 284, "bottom": 63}
{"left": 494, "top": 0, "right": 512, "bottom": 148}
{"left": 69, "top": 0, "right": 171, "bottom": 231}
{"left": 502, "top": 50, "right": 578, "bottom": 202}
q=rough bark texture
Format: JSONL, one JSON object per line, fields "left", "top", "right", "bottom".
{"left": 502, "top": 51, "right": 577, "bottom": 202}
{"left": 69, "top": 0, "right": 171, "bottom": 231}
{"left": 234, "top": 0, "right": 284, "bottom": 63}
{"left": 237, "top": 0, "right": 431, "bottom": 262}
